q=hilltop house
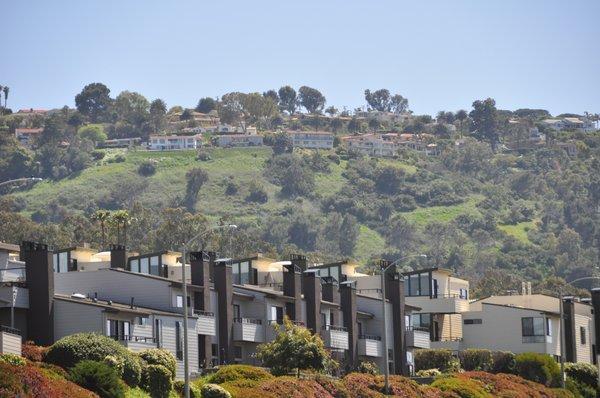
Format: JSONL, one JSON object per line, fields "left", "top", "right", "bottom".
{"left": 148, "top": 134, "right": 203, "bottom": 151}
{"left": 15, "top": 128, "right": 43, "bottom": 147}
{"left": 289, "top": 131, "right": 334, "bottom": 149}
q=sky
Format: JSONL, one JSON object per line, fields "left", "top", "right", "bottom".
{"left": 3, "top": 0, "right": 600, "bottom": 116}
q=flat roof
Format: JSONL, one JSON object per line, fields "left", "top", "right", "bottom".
{"left": 0, "top": 242, "right": 20, "bottom": 253}
{"left": 54, "top": 294, "right": 187, "bottom": 317}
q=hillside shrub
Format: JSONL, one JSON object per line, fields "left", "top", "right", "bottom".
{"left": 91, "top": 150, "right": 106, "bottom": 160}
{"left": 256, "top": 376, "right": 331, "bottom": 398}
{"left": 431, "top": 376, "right": 491, "bottom": 398}
{"left": 122, "top": 354, "right": 143, "bottom": 387}
{"left": 312, "top": 373, "right": 351, "bottom": 398}
{"left": 208, "top": 364, "right": 273, "bottom": 384}
{"left": 491, "top": 351, "right": 516, "bottom": 374}
{"left": 355, "top": 360, "right": 380, "bottom": 375}
{"left": 22, "top": 340, "right": 48, "bottom": 362}
{"left": 142, "top": 364, "right": 172, "bottom": 398}
{"left": 0, "top": 361, "right": 97, "bottom": 398}
{"left": 456, "top": 371, "right": 575, "bottom": 398}
{"left": 414, "top": 349, "right": 456, "bottom": 372}
{"left": 138, "top": 348, "right": 176, "bottom": 380}
{"left": 459, "top": 349, "right": 493, "bottom": 371}
{"left": 138, "top": 160, "right": 157, "bottom": 176}
{"left": 565, "top": 362, "right": 597, "bottom": 388}
{"left": 45, "top": 333, "right": 128, "bottom": 369}
{"left": 416, "top": 368, "right": 442, "bottom": 377}
{"left": 225, "top": 181, "right": 239, "bottom": 195}
{"left": 565, "top": 378, "right": 596, "bottom": 398}
{"left": 0, "top": 353, "right": 26, "bottom": 366}
{"left": 515, "top": 352, "right": 561, "bottom": 387}
{"left": 197, "top": 151, "right": 211, "bottom": 161}
{"left": 69, "top": 360, "right": 126, "bottom": 398}
{"left": 246, "top": 183, "right": 268, "bottom": 203}
{"left": 103, "top": 355, "right": 124, "bottom": 376}
{"left": 173, "top": 380, "right": 201, "bottom": 398}
{"left": 201, "top": 383, "right": 232, "bottom": 398}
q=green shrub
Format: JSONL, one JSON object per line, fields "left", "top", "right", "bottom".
{"left": 459, "top": 349, "right": 493, "bottom": 371}
{"left": 141, "top": 364, "right": 172, "bottom": 398}
{"left": 565, "top": 362, "right": 597, "bottom": 388}
{"left": 201, "top": 383, "right": 232, "bottom": 398}
{"left": 208, "top": 364, "right": 273, "bottom": 384}
{"left": 515, "top": 352, "right": 561, "bottom": 387}
{"left": 121, "top": 354, "right": 142, "bottom": 387}
{"left": 491, "top": 351, "right": 516, "bottom": 374}
{"left": 0, "top": 353, "right": 26, "bottom": 366}
{"left": 415, "top": 349, "right": 455, "bottom": 372}
{"left": 355, "top": 360, "right": 380, "bottom": 375}
{"left": 68, "top": 360, "right": 126, "bottom": 398}
{"left": 103, "top": 354, "right": 125, "bottom": 376}
{"left": 431, "top": 376, "right": 491, "bottom": 398}
{"left": 138, "top": 160, "right": 157, "bottom": 176}
{"left": 138, "top": 348, "right": 176, "bottom": 380}
{"left": 416, "top": 368, "right": 442, "bottom": 377}
{"left": 45, "top": 333, "right": 128, "bottom": 369}
{"left": 173, "top": 380, "right": 201, "bottom": 398}
{"left": 566, "top": 377, "right": 596, "bottom": 398}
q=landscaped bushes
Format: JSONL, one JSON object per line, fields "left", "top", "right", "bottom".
{"left": 459, "top": 349, "right": 493, "bottom": 371}
{"left": 414, "top": 348, "right": 455, "bottom": 372}
{"left": 68, "top": 360, "right": 126, "bottom": 398}
{"left": 0, "top": 361, "right": 97, "bottom": 398}
{"left": 514, "top": 352, "right": 561, "bottom": 387}
{"left": 142, "top": 364, "right": 173, "bottom": 398}
{"left": 138, "top": 348, "right": 177, "bottom": 380}
{"left": 202, "top": 383, "right": 233, "bottom": 398}
{"left": 208, "top": 364, "right": 273, "bottom": 384}
{"left": 491, "top": 351, "right": 516, "bottom": 374}
{"left": 45, "top": 333, "right": 129, "bottom": 369}
{"left": 564, "top": 362, "right": 598, "bottom": 398}
{"left": 454, "top": 371, "right": 574, "bottom": 398}
{"left": 431, "top": 375, "right": 491, "bottom": 398}
{"left": 21, "top": 340, "right": 48, "bottom": 362}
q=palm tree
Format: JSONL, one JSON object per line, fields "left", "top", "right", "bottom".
{"left": 2, "top": 86, "right": 8, "bottom": 110}
{"left": 91, "top": 210, "right": 111, "bottom": 249}
{"left": 112, "top": 210, "right": 132, "bottom": 246}
{"left": 0, "top": 85, "right": 3, "bottom": 108}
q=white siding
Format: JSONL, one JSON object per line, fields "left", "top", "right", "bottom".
{"left": 575, "top": 314, "right": 592, "bottom": 364}
{"left": 0, "top": 331, "right": 22, "bottom": 355}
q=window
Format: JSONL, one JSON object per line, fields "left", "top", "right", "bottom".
{"left": 522, "top": 317, "right": 545, "bottom": 343}
{"left": 130, "top": 259, "right": 139, "bottom": 273}
{"left": 232, "top": 261, "right": 252, "bottom": 285}
{"left": 329, "top": 312, "right": 335, "bottom": 326}
{"left": 106, "top": 319, "right": 131, "bottom": 340}
{"left": 581, "top": 327, "right": 587, "bottom": 345}
{"left": 155, "top": 319, "right": 162, "bottom": 348}
{"left": 420, "top": 273, "right": 430, "bottom": 296}
{"left": 175, "top": 321, "right": 183, "bottom": 360}
{"left": 233, "top": 304, "right": 241, "bottom": 320}
{"left": 53, "top": 251, "right": 69, "bottom": 273}
{"left": 270, "top": 306, "right": 283, "bottom": 323}
{"left": 321, "top": 313, "right": 327, "bottom": 327}
{"left": 140, "top": 257, "right": 149, "bottom": 274}
{"left": 464, "top": 319, "right": 482, "bottom": 325}
{"left": 406, "top": 271, "right": 431, "bottom": 297}
{"left": 546, "top": 318, "right": 552, "bottom": 336}
{"left": 150, "top": 256, "right": 160, "bottom": 276}
{"left": 233, "top": 346, "right": 242, "bottom": 360}
{"left": 459, "top": 288, "right": 468, "bottom": 299}
{"left": 137, "top": 316, "right": 149, "bottom": 326}
{"left": 176, "top": 295, "right": 184, "bottom": 308}
{"left": 412, "top": 314, "right": 431, "bottom": 328}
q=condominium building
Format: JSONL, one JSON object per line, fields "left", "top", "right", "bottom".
{"left": 213, "top": 134, "right": 263, "bottom": 148}
{"left": 0, "top": 243, "right": 419, "bottom": 377}
{"left": 289, "top": 131, "right": 334, "bottom": 149}
{"left": 341, "top": 134, "right": 397, "bottom": 157}
{"left": 148, "top": 134, "right": 203, "bottom": 151}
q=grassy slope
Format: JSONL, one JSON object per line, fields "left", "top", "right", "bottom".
{"left": 498, "top": 220, "right": 537, "bottom": 244}
{"left": 13, "top": 147, "right": 504, "bottom": 261}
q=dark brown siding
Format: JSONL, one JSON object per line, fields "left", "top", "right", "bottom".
{"left": 190, "top": 251, "right": 214, "bottom": 368}
{"left": 340, "top": 281, "right": 358, "bottom": 368}
{"left": 215, "top": 260, "right": 233, "bottom": 364}
{"left": 386, "top": 270, "right": 407, "bottom": 375}
{"left": 303, "top": 271, "right": 321, "bottom": 333}
{"left": 563, "top": 298, "right": 577, "bottom": 362}
{"left": 110, "top": 245, "right": 127, "bottom": 269}
{"left": 283, "top": 263, "right": 302, "bottom": 321}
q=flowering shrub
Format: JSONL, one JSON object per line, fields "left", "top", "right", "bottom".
{"left": 416, "top": 368, "right": 442, "bottom": 377}
{"left": 202, "top": 383, "right": 232, "bottom": 398}
{"left": 22, "top": 340, "right": 48, "bottom": 362}
{"left": 0, "top": 353, "right": 26, "bottom": 366}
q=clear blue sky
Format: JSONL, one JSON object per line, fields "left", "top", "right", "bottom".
{"left": 3, "top": 0, "right": 599, "bottom": 116}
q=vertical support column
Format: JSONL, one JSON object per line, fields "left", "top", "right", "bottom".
{"left": 303, "top": 270, "right": 321, "bottom": 334}
{"left": 283, "top": 262, "right": 302, "bottom": 321}
{"left": 214, "top": 260, "right": 233, "bottom": 364}
{"left": 563, "top": 297, "right": 577, "bottom": 362}
{"left": 340, "top": 281, "right": 358, "bottom": 369}
{"left": 22, "top": 241, "right": 54, "bottom": 346}
{"left": 190, "top": 251, "right": 214, "bottom": 369}
{"left": 386, "top": 271, "right": 407, "bottom": 375}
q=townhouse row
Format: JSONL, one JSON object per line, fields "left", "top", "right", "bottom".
{"left": 1, "top": 241, "right": 598, "bottom": 381}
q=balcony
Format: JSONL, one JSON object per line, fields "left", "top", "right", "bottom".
{"left": 522, "top": 335, "right": 552, "bottom": 344}
{"left": 195, "top": 310, "right": 216, "bottom": 336}
{"left": 405, "top": 327, "right": 430, "bottom": 349}
{"left": 405, "top": 294, "right": 469, "bottom": 314}
{"left": 233, "top": 318, "right": 265, "bottom": 343}
{"left": 110, "top": 335, "right": 157, "bottom": 352}
{"left": 358, "top": 334, "right": 382, "bottom": 357}
{"left": 0, "top": 267, "right": 25, "bottom": 283}
{"left": 0, "top": 325, "right": 21, "bottom": 355}
{"left": 321, "top": 325, "right": 349, "bottom": 350}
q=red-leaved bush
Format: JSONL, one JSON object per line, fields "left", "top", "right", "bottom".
{"left": 0, "top": 361, "right": 97, "bottom": 398}
{"left": 21, "top": 340, "right": 48, "bottom": 362}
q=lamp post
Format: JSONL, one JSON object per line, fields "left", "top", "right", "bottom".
{"left": 558, "top": 276, "right": 600, "bottom": 389}
{"left": 180, "top": 224, "right": 237, "bottom": 398}
{"left": 380, "top": 254, "right": 426, "bottom": 395}
{"left": 0, "top": 177, "right": 43, "bottom": 188}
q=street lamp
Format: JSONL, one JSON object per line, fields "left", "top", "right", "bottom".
{"left": 380, "top": 254, "right": 426, "bottom": 394}
{"left": 558, "top": 276, "right": 600, "bottom": 389}
{"left": 0, "top": 177, "right": 43, "bottom": 188}
{"left": 180, "top": 224, "right": 237, "bottom": 398}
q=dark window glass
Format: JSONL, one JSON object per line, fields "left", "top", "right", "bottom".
{"left": 175, "top": 321, "right": 183, "bottom": 359}
{"left": 150, "top": 256, "right": 160, "bottom": 276}
{"left": 581, "top": 327, "right": 587, "bottom": 345}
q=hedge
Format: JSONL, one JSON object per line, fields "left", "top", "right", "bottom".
{"left": 45, "top": 333, "right": 129, "bottom": 369}
{"left": 491, "top": 351, "right": 516, "bottom": 374}
{"left": 459, "top": 349, "right": 493, "bottom": 372}
{"left": 68, "top": 360, "right": 126, "bottom": 398}
{"left": 208, "top": 364, "right": 273, "bottom": 384}
{"left": 414, "top": 349, "right": 455, "bottom": 372}
{"left": 515, "top": 352, "right": 561, "bottom": 387}
{"left": 142, "top": 364, "right": 173, "bottom": 398}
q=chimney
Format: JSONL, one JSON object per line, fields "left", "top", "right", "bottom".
{"left": 110, "top": 244, "right": 127, "bottom": 269}
{"left": 527, "top": 282, "right": 532, "bottom": 295}
{"left": 340, "top": 281, "right": 358, "bottom": 368}
{"left": 22, "top": 241, "right": 54, "bottom": 346}
{"left": 322, "top": 277, "right": 340, "bottom": 304}
{"left": 382, "top": 260, "right": 407, "bottom": 376}
{"left": 130, "top": 297, "right": 135, "bottom": 309}
{"left": 591, "top": 289, "right": 600, "bottom": 363}
{"left": 303, "top": 270, "right": 322, "bottom": 334}
{"left": 521, "top": 281, "right": 527, "bottom": 296}
{"left": 283, "top": 256, "right": 302, "bottom": 321}
{"left": 214, "top": 259, "right": 233, "bottom": 364}
{"left": 562, "top": 296, "right": 577, "bottom": 362}
{"left": 190, "top": 251, "right": 214, "bottom": 368}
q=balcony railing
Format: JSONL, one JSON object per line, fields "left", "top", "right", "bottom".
{"left": 0, "top": 325, "right": 21, "bottom": 336}
{"left": 322, "top": 325, "right": 347, "bottom": 332}
{"left": 406, "top": 326, "right": 430, "bottom": 333}
{"left": 359, "top": 334, "right": 381, "bottom": 341}
{"left": 234, "top": 318, "right": 262, "bottom": 325}
{"left": 0, "top": 268, "right": 26, "bottom": 282}
{"left": 109, "top": 335, "right": 156, "bottom": 343}
{"left": 194, "top": 310, "right": 215, "bottom": 317}
{"left": 267, "top": 320, "right": 305, "bottom": 326}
